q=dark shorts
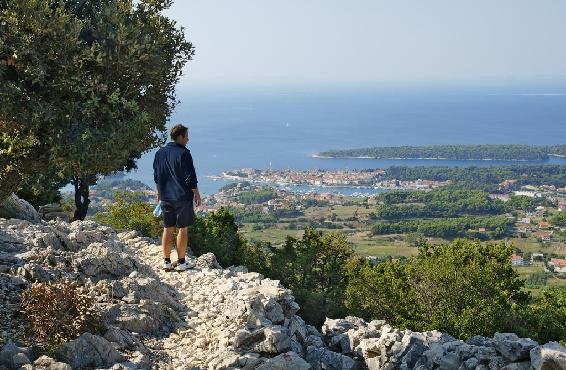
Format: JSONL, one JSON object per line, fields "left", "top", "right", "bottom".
{"left": 160, "top": 200, "right": 195, "bottom": 228}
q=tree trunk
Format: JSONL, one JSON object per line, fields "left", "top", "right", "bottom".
{"left": 72, "top": 175, "right": 95, "bottom": 221}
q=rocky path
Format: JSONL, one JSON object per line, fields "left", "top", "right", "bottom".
{"left": 118, "top": 230, "right": 326, "bottom": 369}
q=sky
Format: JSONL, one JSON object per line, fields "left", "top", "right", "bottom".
{"left": 165, "top": 0, "right": 566, "bottom": 87}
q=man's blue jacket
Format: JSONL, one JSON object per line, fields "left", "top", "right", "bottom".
{"left": 153, "top": 142, "right": 198, "bottom": 202}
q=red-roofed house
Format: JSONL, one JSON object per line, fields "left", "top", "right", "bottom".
{"left": 511, "top": 254, "right": 524, "bottom": 266}
{"left": 549, "top": 258, "right": 566, "bottom": 273}
{"left": 542, "top": 232, "right": 552, "bottom": 243}
{"left": 538, "top": 221, "right": 550, "bottom": 229}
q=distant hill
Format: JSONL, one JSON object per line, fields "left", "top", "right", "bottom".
{"left": 316, "top": 144, "right": 566, "bottom": 161}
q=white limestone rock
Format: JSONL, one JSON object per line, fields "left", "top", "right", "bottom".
{"left": 57, "top": 333, "right": 125, "bottom": 369}
{"left": 73, "top": 240, "right": 138, "bottom": 278}
{"left": 32, "top": 355, "right": 72, "bottom": 370}
{"left": 0, "top": 193, "right": 40, "bottom": 223}
{"left": 530, "top": 341, "right": 566, "bottom": 370}
{"left": 493, "top": 332, "right": 538, "bottom": 362}
{"left": 256, "top": 351, "right": 311, "bottom": 370}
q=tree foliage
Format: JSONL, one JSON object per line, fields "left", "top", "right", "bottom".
{"left": 189, "top": 207, "right": 246, "bottom": 267}
{"left": 236, "top": 188, "right": 277, "bottom": 205}
{"left": 345, "top": 239, "right": 529, "bottom": 339}
{"left": 551, "top": 211, "right": 566, "bottom": 227}
{"left": 257, "top": 227, "right": 355, "bottom": 326}
{"left": 372, "top": 215, "right": 512, "bottom": 239}
{"left": 95, "top": 190, "right": 162, "bottom": 237}
{"left": 515, "top": 288, "right": 566, "bottom": 344}
{"left": 318, "top": 144, "right": 566, "bottom": 161}
{"left": 383, "top": 165, "right": 566, "bottom": 191}
{"left": 0, "top": 0, "right": 193, "bottom": 217}
{"left": 376, "top": 189, "right": 505, "bottom": 219}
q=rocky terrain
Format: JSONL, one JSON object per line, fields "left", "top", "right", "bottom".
{"left": 0, "top": 196, "right": 565, "bottom": 369}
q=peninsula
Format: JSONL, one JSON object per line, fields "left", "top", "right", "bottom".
{"left": 315, "top": 144, "right": 566, "bottom": 161}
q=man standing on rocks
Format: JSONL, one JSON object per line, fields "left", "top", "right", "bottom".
{"left": 153, "top": 124, "right": 202, "bottom": 271}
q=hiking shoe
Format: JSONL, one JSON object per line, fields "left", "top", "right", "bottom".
{"left": 162, "top": 261, "right": 173, "bottom": 270}
{"left": 175, "top": 260, "right": 194, "bottom": 271}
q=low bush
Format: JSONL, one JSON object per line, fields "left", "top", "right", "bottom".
{"left": 20, "top": 281, "right": 103, "bottom": 345}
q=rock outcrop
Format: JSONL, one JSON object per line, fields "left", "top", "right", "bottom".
{"left": 0, "top": 194, "right": 40, "bottom": 223}
{"left": 0, "top": 213, "right": 565, "bottom": 370}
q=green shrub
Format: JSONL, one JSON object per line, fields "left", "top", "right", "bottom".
{"left": 515, "top": 288, "right": 566, "bottom": 344}
{"left": 189, "top": 207, "right": 246, "bottom": 267}
{"left": 95, "top": 190, "right": 162, "bottom": 238}
{"left": 268, "top": 227, "right": 354, "bottom": 326}
{"left": 346, "top": 239, "right": 528, "bottom": 339}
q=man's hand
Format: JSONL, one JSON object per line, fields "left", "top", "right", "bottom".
{"left": 193, "top": 188, "right": 202, "bottom": 209}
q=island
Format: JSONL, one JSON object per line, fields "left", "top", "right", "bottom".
{"left": 315, "top": 144, "right": 566, "bottom": 161}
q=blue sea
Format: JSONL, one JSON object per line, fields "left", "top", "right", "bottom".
{"left": 122, "top": 83, "right": 566, "bottom": 196}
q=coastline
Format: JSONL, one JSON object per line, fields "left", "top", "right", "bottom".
{"left": 205, "top": 175, "right": 442, "bottom": 192}
{"left": 312, "top": 154, "right": 548, "bottom": 161}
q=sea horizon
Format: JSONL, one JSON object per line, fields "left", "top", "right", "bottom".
{"left": 66, "top": 82, "right": 566, "bottom": 195}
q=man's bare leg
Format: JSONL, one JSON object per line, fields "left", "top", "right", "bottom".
{"left": 176, "top": 227, "right": 188, "bottom": 261}
{"left": 162, "top": 227, "right": 175, "bottom": 259}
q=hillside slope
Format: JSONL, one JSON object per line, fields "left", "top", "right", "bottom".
{"left": 0, "top": 214, "right": 565, "bottom": 369}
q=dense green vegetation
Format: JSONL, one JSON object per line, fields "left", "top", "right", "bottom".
{"left": 92, "top": 178, "right": 152, "bottom": 200}
{"left": 515, "top": 288, "right": 566, "bottom": 344}
{"left": 223, "top": 205, "right": 304, "bottom": 224}
{"left": 0, "top": 0, "right": 193, "bottom": 219}
{"left": 376, "top": 189, "right": 505, "bottom": 219}
{"left": 372, "top": 188, "right": 514, "bottom": 239}
{"left": 371, "top": 215, "right": 512, "bottom": 239}
{"left": 236, "top": 188, "right": 277, "bottom": 204}
{"left": 318, "top": 144, "right": 566, "bottom": 160}
{"left": 551, "top": 211, "right": 566, "bottom": 227}
{"left": 504, "top": 195, "right": 535, "bottom": 212}
{"left": 383, "top": 165, "right": 566, "bottom": 191}
{"left": 95, "top": 191, "right": 162, "bottom": 237}
{"left": 225, "top": 206, "right": 278, "bottom": 224}
{"left": 244, "top": 228, "right": 354, "bottom": 325}
{"left": 189, "top": 208, "right": 247, "bottom": 267}
{"left": 346, "top": 240, "right": 566, "bottom": 342}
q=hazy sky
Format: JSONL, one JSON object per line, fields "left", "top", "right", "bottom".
{"left": 165, "top": 0, "right": 566, "bottom": 87}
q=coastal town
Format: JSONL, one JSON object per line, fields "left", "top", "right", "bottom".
{"left": 210, "top": 168, "right": 452, "bottom": 190}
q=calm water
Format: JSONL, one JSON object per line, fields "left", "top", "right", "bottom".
{"left": 123, "top": 84, "right": 566, "bottom": 195}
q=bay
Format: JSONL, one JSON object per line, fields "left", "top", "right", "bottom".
{"left": 123, "top": 83, "right": 566, "bottom": 195}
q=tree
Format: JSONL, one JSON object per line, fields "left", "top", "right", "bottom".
{"left": 0, "top": 0, "right": 194, "bottom": 219}
{"left": 189, "top": 207, "right": 246, "bottom": 267}
{"left": 345, "top": 239, "right": 529, "bottom": 339}
{"left": 269, "top": 226, "right": 354, "bottom": 326}
{"left": 515, "top": 288, "right": 566, "bottom": 344}
{"left": 551, "top": 211, "right": 566, "bottom": 227}
{"left": 345, "top": 256, "right": 415, "bottom": 328}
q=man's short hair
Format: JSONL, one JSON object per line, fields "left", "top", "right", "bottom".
{"left": 170, "top": 124, "right": 188, "bottom": 141}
